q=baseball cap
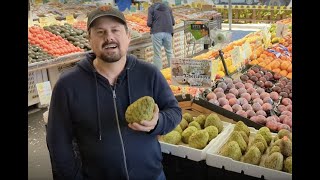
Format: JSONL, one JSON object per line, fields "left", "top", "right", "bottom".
{"left": 87, "top": 6, "right": 127, "bottom": 30}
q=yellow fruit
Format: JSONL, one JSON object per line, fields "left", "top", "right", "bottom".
{"left": 217, "top": 71, "right": 225, "bottom": 77}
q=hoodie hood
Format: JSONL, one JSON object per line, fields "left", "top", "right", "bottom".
{"left": 76, "top": 53, "right": 137, "bottom": 140}
{"left": 154, "top": 3, "right": 169, "bottom": 12}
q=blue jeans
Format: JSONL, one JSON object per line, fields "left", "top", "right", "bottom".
{"left": 151, "top": 32, "right": 174, "bottom": 70}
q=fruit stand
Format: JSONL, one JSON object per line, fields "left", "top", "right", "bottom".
{"left": 28, "top": 2, "right": 222, "bottom": 107}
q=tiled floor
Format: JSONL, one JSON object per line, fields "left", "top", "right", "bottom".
{"left": 28, "top": 107, "right": 53, "bottom": 180}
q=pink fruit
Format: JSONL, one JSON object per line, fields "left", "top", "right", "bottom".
{"left": 236, "top": 110, "right": 247, "bottom": 118}
{"left": 227, "top": 83, "right": 235, "bottom": 89}
{"left": 216, "top": 92, "right": 226, "bottom": 99}
{"left": 256, "top": 110, "right": 267, "bottom": 117}
{"left": 281, "top": 110, "right": 292, "bottom": 117}
{"left": 209, "top": 99, "right": 219, "bottom": 106}
{"left": 256, "top": 87, "right": 265, "bottom": 94}
{"left": 213, "top": 87, "right": 224, "bottom": 93}
{"left": 229, "top": 98, "right": 239, "bottom": 106}
{"left": 252, "top": 103, "right": 262, "bottom": 112}
{"left": 279, "top": 115, "right": 288, "bottom": 123}
{"left": 235, "top": 82, "right": 245, "bottom": 89}
{"left": 242, "top": 103, "right": 253, "bottom": 111}
{"left": 263, "top": 97, "right": 273, "bottom": 104}
{"left": 277, "top": 123, "right": 291, "bottom": 131}
{"left": 282, "top": 117, "right": 292, "bottom": 127}
{"left": 264, "top": 81, "right": 273, "bottom": 88}
{"left": 226, "top": 93, "right": 236, "bottom": 100}
{"left": 222, "top": 104, "right": 233, "bottom": 112}
{"left": 280, "top": 92, "right": 289, "bottom": 99}
{"left": 270, "top": 92, "right": 279, "bottom": 101}
{"left": 286, "top": 105, "right": 292, "bottom": 112}
{"left": 271, "top": 115, "right": 280, "bottom": 122}
{"left": 266, "top": 116, "right": 276, "bottom": 123}
{"left": 238, "top": 97, "right": 248, "bottom": 105}
{"left": 260, "top": 92, "right": 270, "bottom": 100}
{"left": 244, "top": 83, "right": 253, "bottom": 89}
{"left": 224, "top": 77, "right": 233, "bottom": 84}
{"left": 282, "top": 98, "right": 292, "bottom": 106}
{"left": 266, "top": 120, "right": 278, "bottom": 131}
{"left": 240, "top": 75, "right": 249, "bottom": 81}
{"left": 277, "top": 105, "right": 286, "bottom": 113}
{"left": 246, "top": 79, "right": 255, "bottom": 85}
{"left": 233, "top": 79, "right": 242, "bottom": 84}
{"left": 238, "top": 88, "right": 247, "bottom": 95}
{"left": 259, "top": 76, "right": 267, "bottom": 82}
{"left": 246, "top": 110, "right": 256, "bottom": 118}
{"left": 206, "top": 92, "right": 217, "bottom": 100}
{"left": 229, "top": 88, "right": 239, "bottom": 96}
{"left": 217, "top": 82, "right": 228, "bottom": 91}
{"left": 253, "top": 98, "right": 264, "bottom": 105}
{"left": 256, "top": 81, "right": 265, "bottom": 88}
{"left": 256, "top": 115, "right": 267, "bottom": 125}
{"left": 218, "top": 98, "right": 229, "bottom": 107}
{"left": 232, "top": 104, "right": 242, "bottom": 112}
{"left": 241, "top": 93, "right": 251, "bottom": 101}
{"left": 251, "top": 92, "right": 260, "bottom": 100}
{"left": 247, "top": 87, "right": 256, "bottom": 94}
{"left": 262, "top": 103, "right": 273, "bottom": 111}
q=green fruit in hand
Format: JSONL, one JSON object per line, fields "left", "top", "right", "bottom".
{"left": 125, "top": 96, "right": 155, "bottom": 123}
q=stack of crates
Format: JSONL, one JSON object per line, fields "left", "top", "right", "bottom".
{"left": 28, "top": 69, "right": 48, "bottom": 107}
{"left": 173, "top": 30, "right": 185, "bottom": 59}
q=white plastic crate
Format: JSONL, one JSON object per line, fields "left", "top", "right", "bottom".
{"left": 206, "top": 124, "right": 292, "bottom": 180}
{"left": 159, "top": 121, "right": 233, "bottom": 162}
{"left": 28, "top": 69, "right": 48, "bottom": 107}
{"left": 47, "top": 62, "right": 76, "bottom": 88}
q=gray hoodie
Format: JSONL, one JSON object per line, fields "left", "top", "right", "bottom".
{"left": 147, "top": 3, "right": 175, "bottom": 34}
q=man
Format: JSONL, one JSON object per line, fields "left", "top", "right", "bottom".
{"left": 147, "top": 0, "right": 175, "bottom": 70}
{"left": 46, "top": 6, "right": 182, "bottom": 180}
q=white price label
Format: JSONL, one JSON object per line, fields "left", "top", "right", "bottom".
{"left": 211, "top": 60, "right": 219, "bottom": 81}
{"left": 242, "top": 42, "right": 252, "bottom": 60}
{"left": 231, "top": 46, "right": 243, "bottom": 67}
{"left": 170, "top": 58, "right": 212, "bottom": 87}
{"left": 36, "top": 81, "right": 52, "bottom": 105}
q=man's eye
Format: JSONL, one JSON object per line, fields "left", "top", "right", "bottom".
{"left": 97, "top": 31, "right": 104, "bottom": 34}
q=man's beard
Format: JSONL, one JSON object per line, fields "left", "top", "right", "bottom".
{"left": 99, "top": 52, "right": 121, "bottom": 63}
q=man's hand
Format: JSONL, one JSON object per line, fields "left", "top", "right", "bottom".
{"left": 128, "top": 104, "right": 159, "bottom": 132}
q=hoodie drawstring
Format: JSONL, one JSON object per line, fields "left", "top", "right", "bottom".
{"left": 93, "top": 71, "right": 102, "bottom": 140}
{"left": 126, "top": 68, "right": 132, "bottom": 104}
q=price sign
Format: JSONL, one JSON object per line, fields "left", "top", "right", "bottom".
{"left": 262, "top": 26, "right": 271, "bottom": 49}
{"left": 47, "top": 16, "right": 57, "bottom": 25}
{"left": 36, "top": 81, "right": 52, "bottom": 105}
{"left": 231, "top": 46, "right": 243, "bottom": 67}
{"left": 39, "top": 17, "right": 49, "bottom": 27}
{"left": 276, "top": 23, "right": 289, "bottom": 38}
{"left": 242, "top": 42, "right": 252, "bottom": 60}
{"left": 66, "top": 14, "right": 75, "bottom": 24}
{"left": 211, "top": 60, "right": 219, "bottom": 81}
{"left": 170, "top": 58, "right": 212, "bottom": 87}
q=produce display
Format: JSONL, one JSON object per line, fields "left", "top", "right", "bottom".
{"left": 28, "top": 26, "right": 83, "bottom": 57}
{"left": 159, "top": 112, "right": 226, "bottom": 149}
{"left": 28, "top": 42, "right": 54, "bottom": 64}
{"left": 43, "top": 24, "right": 91, "bottom": 51}
{"left": 215, "top": 121, "right": 292, "bottom": 174}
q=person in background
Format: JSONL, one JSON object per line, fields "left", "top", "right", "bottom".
{"left": 46, "top": 6, "right": 182, "bottom": 180}
{"left": 147, "top": 0, "right": 175, "bottom": 70}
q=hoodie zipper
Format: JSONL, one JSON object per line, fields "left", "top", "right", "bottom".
{"left": 111, "top": 85, "right": 130, "bottom": 180}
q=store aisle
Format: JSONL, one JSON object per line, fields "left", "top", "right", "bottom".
{"left": 28, "top": 107, "right": 53, "bottom": 180}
